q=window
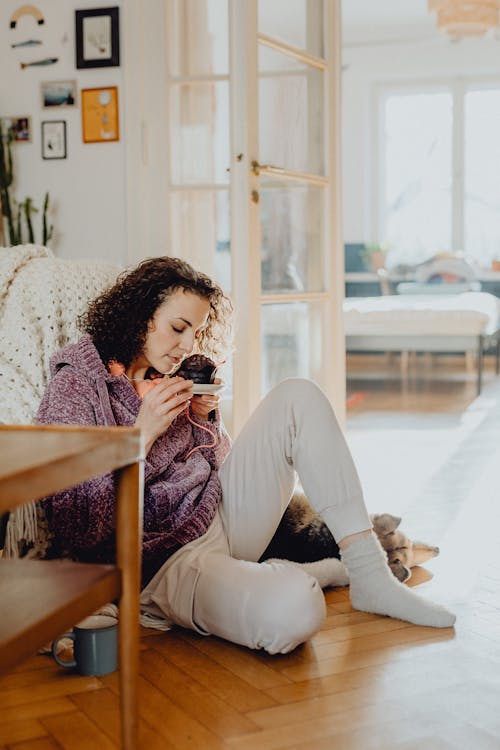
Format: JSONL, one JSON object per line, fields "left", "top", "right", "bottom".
{"left": 464, "top": 89, "right": 500, "bottom": 266}
{"left": 380, "top": 82, "right": 500, "bottom": 269}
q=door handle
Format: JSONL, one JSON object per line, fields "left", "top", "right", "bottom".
{"left": 251, "top": 160, "right": 285, "bottom": 176}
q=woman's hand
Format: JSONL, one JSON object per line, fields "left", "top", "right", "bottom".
{"left": 189, "top": 378, "right": 222, "bottom": 421}
{"left": 134, "top": 376, "right": 193, "bottom": 454}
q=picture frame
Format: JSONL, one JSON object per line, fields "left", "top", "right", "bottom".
{"left": 41, "top": 121, "right": 67, "bottom": 160}
{"left": 41, "top": 80, "right": 77, "bottom": 109}
{"left": 0, "top": 115, "right": 32, "bottom": 143}
{"left": 81, "top": 87, "right": 119, "bottom": 143}
{"left": 75, "top": 7, "right": 120, "bottom": 69}
{"left": 0, "top": 116, "right": 31, "bottom": 143}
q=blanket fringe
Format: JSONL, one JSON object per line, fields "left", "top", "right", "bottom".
{"left": 5, "top": 503, "right": 38, "bottom": 558}
{"left": 4, "top": 503, "right": 52, "bottom": 559}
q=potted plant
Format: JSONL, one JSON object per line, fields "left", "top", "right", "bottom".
{"left": 0, "top": 123, "right": 53, "bottom": 247}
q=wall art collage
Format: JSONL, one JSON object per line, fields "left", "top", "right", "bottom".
{"left": 2, "top": 4, "right": 120, "bottom": 160}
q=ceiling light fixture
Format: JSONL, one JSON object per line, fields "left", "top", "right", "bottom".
{"left": 428, "top": 0, "right": 500, "bottom": 38}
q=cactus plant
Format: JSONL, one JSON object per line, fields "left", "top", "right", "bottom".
{"left": 0, "top": 124, "right": 19, "bottom": 245}
{"left": 0, "top": 123, "right": 54, "bottom": 247}
{"left": 42, "top": 191, "right": 53, "bottom": 246}
{"left": 20, "top": 197, "right": 38, "bottom": 243}
{"left": 15, "top": 201, "right": 21, "bottom": 245}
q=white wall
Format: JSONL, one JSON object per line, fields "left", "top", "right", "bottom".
{"left": 341, "top": 33, "right": 500, "bottom": 243}
{"left": 7, "top": 3, "right": 472, "bottom": 263}
{"left": 122, "top": 0, "right": 169, "bottom": 266}
{"left": 0, "top": 0, "right": 126, "bottom": 264}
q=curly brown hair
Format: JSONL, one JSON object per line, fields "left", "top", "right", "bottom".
{"left": 79, "top": 256, "right": 234, "bottom": 368}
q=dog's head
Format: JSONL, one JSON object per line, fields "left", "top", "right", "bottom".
{"left": 370, "top": 513, "right": 440, "bottom": 583}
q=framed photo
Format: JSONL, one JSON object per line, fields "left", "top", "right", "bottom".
{"left": 76, "top": 7, "right": 120, "bottom": 69}
{"left": 0, "top": 116, "right": 31, "bottom": 143}
{"left": 81, "top": 87, "right": 119, "bottom": 143}
{"left": 41, "top": 80, "right": 77, "bottom": 109}
{"left": 41, "top": 121, "right": 67, "bottom": 160}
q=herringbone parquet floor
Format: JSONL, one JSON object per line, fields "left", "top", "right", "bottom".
{"left": 1, "top": 355, "right": 499, "bottom": 749}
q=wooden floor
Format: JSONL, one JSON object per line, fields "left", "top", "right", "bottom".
{"left": 2, "top": 354, "right": 500, "bottom": 749}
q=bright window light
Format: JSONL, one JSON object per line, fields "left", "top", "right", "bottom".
{"left": 465, "top": 89, "right": 500, "bottom": 267}
{"left": 383, "top": 91, "right": 453, "bottom": 265}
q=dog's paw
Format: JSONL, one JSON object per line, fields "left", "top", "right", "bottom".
{"left": 264, "top": 557, "right": 349, "bottom": 589}
{"left": 389, "top": 560, "right": 412, "bottom": 583}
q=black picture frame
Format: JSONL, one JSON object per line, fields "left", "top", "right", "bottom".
{"left": 41, "top": 120, "right": 67, "bottom": 160}
{"left": 75, "top": 7, "right": 120, "bottom": 69}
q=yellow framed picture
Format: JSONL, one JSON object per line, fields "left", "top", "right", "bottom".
{"left": 81, "top": 87, "right": 119, "bottom": 143}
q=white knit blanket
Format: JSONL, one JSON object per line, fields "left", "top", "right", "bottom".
{"left": 0, "top": 244, "right": 120, "bottom": 423}
{"left": 0, "top": 244, "right": 120, "bottom": 556}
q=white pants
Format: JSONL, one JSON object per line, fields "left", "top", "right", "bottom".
{"left": 140, "top": 379, "right": 371, "bottom": 654}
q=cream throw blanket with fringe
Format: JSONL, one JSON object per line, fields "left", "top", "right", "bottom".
{"left": 0, "top": 244, "right": 120, "bottom": 557}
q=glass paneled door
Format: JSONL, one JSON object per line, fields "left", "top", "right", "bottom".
{"left": 258, "top": 5, "right": 332, "bottom": 399}
{"left": 166, "top": 0, "right": 343, "bottom": 435}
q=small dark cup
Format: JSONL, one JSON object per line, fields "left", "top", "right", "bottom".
{"left": 51, "top": 614, "right": 118, "bottom": 676}
{"left": 176, "top": 354, "right": 217, "bottom": 383}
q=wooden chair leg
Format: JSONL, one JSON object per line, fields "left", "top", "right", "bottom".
{"left": 116, "top": 461, "right": 143, "bottom": 750}
{"left": 400, "top": 350, "right": 409, "bottom": 374}
{"left": 477, "top": 337, "right": 484, "bottom": 396}
{"left": 422, "top": 352, "right": 433, "bottom": 369}
{"left": 465, "top": 350, "right": 474, "bottom": 372}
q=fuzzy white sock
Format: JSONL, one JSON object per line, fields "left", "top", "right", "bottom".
{"left": 341, "top": 533, "right": 456, "bottom": 628}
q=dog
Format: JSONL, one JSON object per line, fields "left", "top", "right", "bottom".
{"left": 260, "top": 491, "right": 440, "bottom": 588}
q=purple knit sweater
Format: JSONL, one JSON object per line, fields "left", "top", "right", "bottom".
{"left": 36, "top": 335, "right": 231, "bottom": 583}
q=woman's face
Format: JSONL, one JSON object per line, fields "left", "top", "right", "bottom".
{"left": 139, "top": 289, "right": 210, "bottom": 374}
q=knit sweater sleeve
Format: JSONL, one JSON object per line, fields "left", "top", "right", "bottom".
{"left": 36, "top": 368, "right": 118, "bottom": 555}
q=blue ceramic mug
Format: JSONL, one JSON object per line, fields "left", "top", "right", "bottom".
{"left": 52, "top": 614, "right": 118, "bottom": 676}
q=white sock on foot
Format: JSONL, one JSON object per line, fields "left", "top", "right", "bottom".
{"left": 341, "top": 533, "right": 456, "bottom": 628}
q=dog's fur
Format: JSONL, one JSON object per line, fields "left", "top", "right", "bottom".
{"left": 260, "top": 491, "right": 439, "bottom": 587}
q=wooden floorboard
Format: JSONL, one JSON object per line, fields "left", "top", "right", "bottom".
{"left": 2, "top": 358, "right": 500, "bottom": 749}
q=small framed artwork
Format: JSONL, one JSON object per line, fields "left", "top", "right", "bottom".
{"left": 0, "top": 116, "right": 32, "bottom": 143}
{"left": 81, "top": 87, "right": 119, "bottom": 143}
{"left": 76, "top": 7, "right": 120, "bottom": 69}
{"left": 41, "top": 80, "right": 77, "bottom": 108}
{"left": 41, "top": 121, "right": 67, "bottom": 160}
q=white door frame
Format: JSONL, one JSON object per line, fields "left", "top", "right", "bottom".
{"left": 229, "top": 0, "right": 262, "bottom": 435}
{"left": 123, "top": 0, "right": 346, "bottom": 431}
{"left": 324, "top": 0, "right": 346, "bottom": 425}
{"left": 122, "top": 0, "right": 169, "bottom": 265}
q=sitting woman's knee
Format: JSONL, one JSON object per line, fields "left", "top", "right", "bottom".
{"left": 260, "top": 564, "right": 326, "bottom": 654}
{"left": 270, "top": 377, "right": 325, "bottom": 406}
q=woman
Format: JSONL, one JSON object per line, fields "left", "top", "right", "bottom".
{"left": 37, "top": 257, "right": 455, "bottom": 655}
